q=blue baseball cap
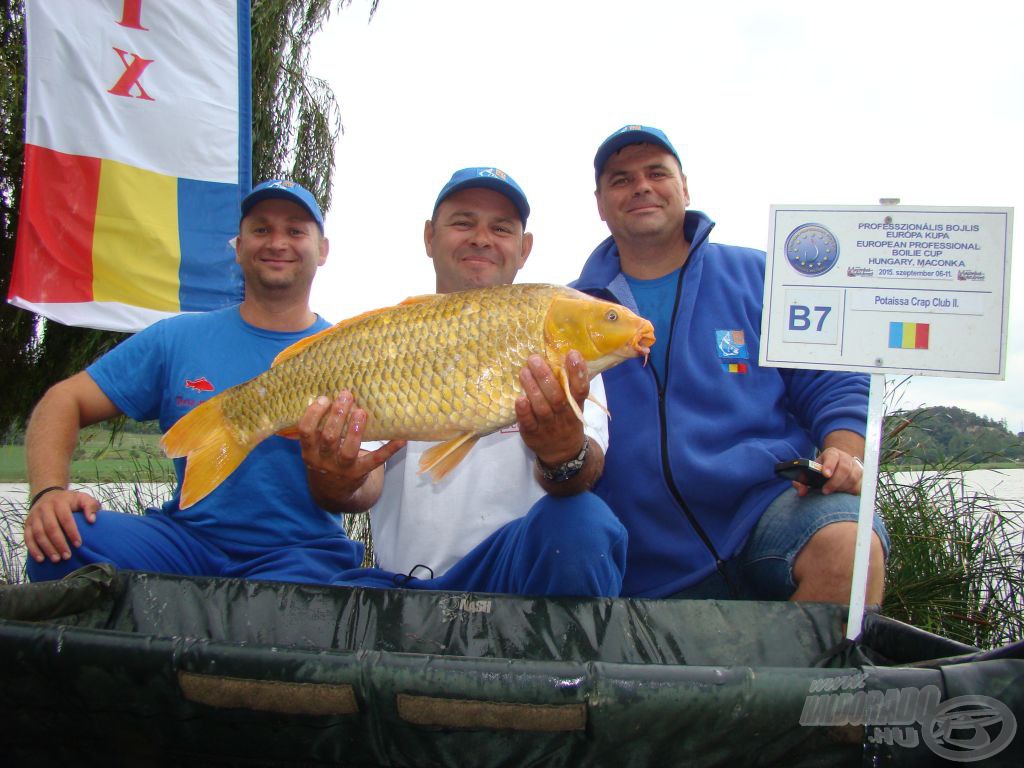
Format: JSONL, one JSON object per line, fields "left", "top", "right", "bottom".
{"left": 432, "top": 167, "right": 530, "bottom": 226}
{"left": 594, "top": 125, "right": 682, "bottom": 184}
{"left": 241, "top": 179, "right": 325, "bottom": 233}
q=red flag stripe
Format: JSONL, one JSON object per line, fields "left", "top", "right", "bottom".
{"left": 11, "top": 144, "right": 99, "bottom": 303}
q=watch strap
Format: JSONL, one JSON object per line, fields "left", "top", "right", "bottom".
{"left": 537, "top": 436, "right": 590, "bottom": 483}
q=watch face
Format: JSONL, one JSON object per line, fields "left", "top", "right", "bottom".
{"left": 785, "top": 223, "right": 839, "bottom": 276}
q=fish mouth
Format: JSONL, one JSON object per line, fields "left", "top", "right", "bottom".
{"left": 630, "top": 324, "right": 656, "bottom": 363}
{"left": 601, "top": 326, "right": 654, "bottom": 368}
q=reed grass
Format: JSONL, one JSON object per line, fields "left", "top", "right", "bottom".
{"left": 877, "top": 406, "right": 1024, "bottom": 648}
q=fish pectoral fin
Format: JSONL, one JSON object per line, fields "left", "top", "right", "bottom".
{"left": 586, "top": 392, "right": 611, "bottom": 419}
{"left": 557, "top": 366, "right": 585, "bottom": 423}
{"left": 418, "top": 433, "right": 481, "bottom": 482}
{"left": 275, "top": 426, "right": 301, "bottom": 440}
{"left": 160, "top": 396, "right": 253, "bottom": 509}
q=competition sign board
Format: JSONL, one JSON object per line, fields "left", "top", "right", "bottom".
{"left": 761, "top": 205, "right": 1013, "bottom": 378}
{"left": 761, "top": 204, "right": 1012, "bottom": 641}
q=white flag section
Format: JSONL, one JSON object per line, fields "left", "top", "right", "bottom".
{"left": 26, "top": 0, "right": 241, "bottom": 183}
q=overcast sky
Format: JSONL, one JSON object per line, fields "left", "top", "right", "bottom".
{"left": 308, "top": 0, "right": 1023, "bottom": 431}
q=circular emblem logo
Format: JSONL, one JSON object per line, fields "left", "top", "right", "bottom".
{"left": 785, "top": 223, "right": 839, "bottom": 276}
{"left": 923, "top": 695, "right": 1017, "bottom": 762}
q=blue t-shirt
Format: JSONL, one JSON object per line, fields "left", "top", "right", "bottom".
{"left": 87, "top": 305, "right": 350, "bottom": 550}
{"left": 624, "top": 269, "right": 680, "bottom": 384}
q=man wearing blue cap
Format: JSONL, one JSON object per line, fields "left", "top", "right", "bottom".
{"left": 340, "top": 167, "right": 627, "bottom": 597}
{"left": 573, "top": 126, "right": 889, "bottom": 604}
{"left": 23, "top": 180, "right": 401, "bottom": 583}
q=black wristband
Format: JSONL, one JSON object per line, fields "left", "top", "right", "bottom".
{"left": 29, "top": 485, "right": 66, "bottom": 508}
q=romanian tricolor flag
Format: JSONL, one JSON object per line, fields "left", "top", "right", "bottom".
{"left": 888, "top": 322, "right": 930, "bottom": 350}
{"left": 9, "top": 0, "right": 251, "bottom": 332}
{"left": 722, "top": 362, "right": 749, "bottom": 374}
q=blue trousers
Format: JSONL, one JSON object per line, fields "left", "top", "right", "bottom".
{"left": 27, "top": 493, "right": 627, "bottom": 598}
{"left": 25, "top": 508, "right": 364, "bottom": 585}
{"left": 334, "top": 492, "right": 628, "bottom": 597}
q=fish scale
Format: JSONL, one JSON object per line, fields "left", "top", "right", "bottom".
{"left": 161, "top": 283, "right": 655, "bottom": 508}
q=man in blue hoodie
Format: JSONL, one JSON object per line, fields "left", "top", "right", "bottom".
{"left": 573, "top": 125, "right": 889, "bottom": 603}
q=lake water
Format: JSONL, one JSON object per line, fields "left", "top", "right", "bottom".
{"left": 890, "top": 468, "right": 1024, "bottom": 514}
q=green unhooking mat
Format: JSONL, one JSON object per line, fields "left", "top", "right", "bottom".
{"left": 1, "top": 565, "right": 1021, "bottom": 767}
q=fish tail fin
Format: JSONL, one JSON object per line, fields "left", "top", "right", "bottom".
{"left": 418, "top": 433, "right": 481, "bottom": 482}
{"left": 557, "top": 367, "right": 585, "bottom": 423}
{"left": 160, "top": 397, "right": 252, "bottom": 509}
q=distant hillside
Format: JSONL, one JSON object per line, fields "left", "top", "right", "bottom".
{"left": 885, "top": 406, "right": 1024, "bottom": 466}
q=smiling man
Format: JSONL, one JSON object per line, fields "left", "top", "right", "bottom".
{"left": 339, "top": 167, "right": 627, "bottom": 598}
{"left": 573, "top": 125, "right": 890, "bottom": 605}
{"left": 22, "top": 179, "right": 400, "bottom": 584}
{"left": 425, "top": 168, "right": 533, "bottom": 293}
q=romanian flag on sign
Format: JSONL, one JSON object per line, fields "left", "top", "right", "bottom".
{"left": 888, "top": 322, "right": 930, "bottom": 350}
{"left": 9, "top": 0, "right": 251, "bottom": 332}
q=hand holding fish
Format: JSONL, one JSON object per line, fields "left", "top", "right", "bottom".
{"left": 298, "top": 392, "right": 405, "bottom": 513}
{"left": 516, "top": 350, "right": 589, "bottom": 463}
{"left": 517, "top": 350, "right": 603, "bottom": 494}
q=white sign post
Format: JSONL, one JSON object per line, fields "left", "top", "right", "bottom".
{"left": 761, "top": 205, "right": 1013, "bottom": 641}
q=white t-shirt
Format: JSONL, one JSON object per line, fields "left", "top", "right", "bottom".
{"left": 368, "top": 376, "right": 609, "bottom": 578}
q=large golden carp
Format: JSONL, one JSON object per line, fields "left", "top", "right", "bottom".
{"left": 161, "top": 283, "right": 655, "bottom": 508}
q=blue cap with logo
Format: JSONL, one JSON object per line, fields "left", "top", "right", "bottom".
{"left": 433, "top": 167, "right": 530, "bottom": 226}
{"left": 241, "top": 179, "right": 325, "bottom": 233}
{"left": 593, "top": 125, "right": 682, "bottom": 184}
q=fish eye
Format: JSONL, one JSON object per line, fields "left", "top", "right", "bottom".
{"left": 606, "top": 310, "right": 618, "bottom": 322}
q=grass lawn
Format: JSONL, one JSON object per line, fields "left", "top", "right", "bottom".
{"left": 0, "top": 427, "right": 174, "bottom": 483}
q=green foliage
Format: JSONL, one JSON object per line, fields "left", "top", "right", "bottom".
{"left": 884, "top": 405, "right": 1024, "bottom": 467}
{"left": 0, "top": 427, "right": 173, "bottom": 483}
{"left": 0, "top": 0, "right": 39, "bottom": 435}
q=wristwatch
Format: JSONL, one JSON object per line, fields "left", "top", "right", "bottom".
{"left": 537, "top": 436, "right": 590, "bottom": 483}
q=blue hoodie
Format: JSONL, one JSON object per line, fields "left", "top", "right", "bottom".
{"left": 573, "top": 211, "right": 869, "bottom": 597}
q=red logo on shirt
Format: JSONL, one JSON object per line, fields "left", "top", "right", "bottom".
{"left": 185, "top": 377, "right": 215, "bottom": 392}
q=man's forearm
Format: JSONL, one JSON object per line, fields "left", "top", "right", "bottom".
{"left": 26, "top": 372, "right": 121, "bottom": 494}
{"left": 25, "top": 390, "right": 82, "bottom": 492}
{"left": 821, "top": 429, "right": 865, "bottom": 459}
{"left": 308, "top": 463, "right": 385, "bottom": 514}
